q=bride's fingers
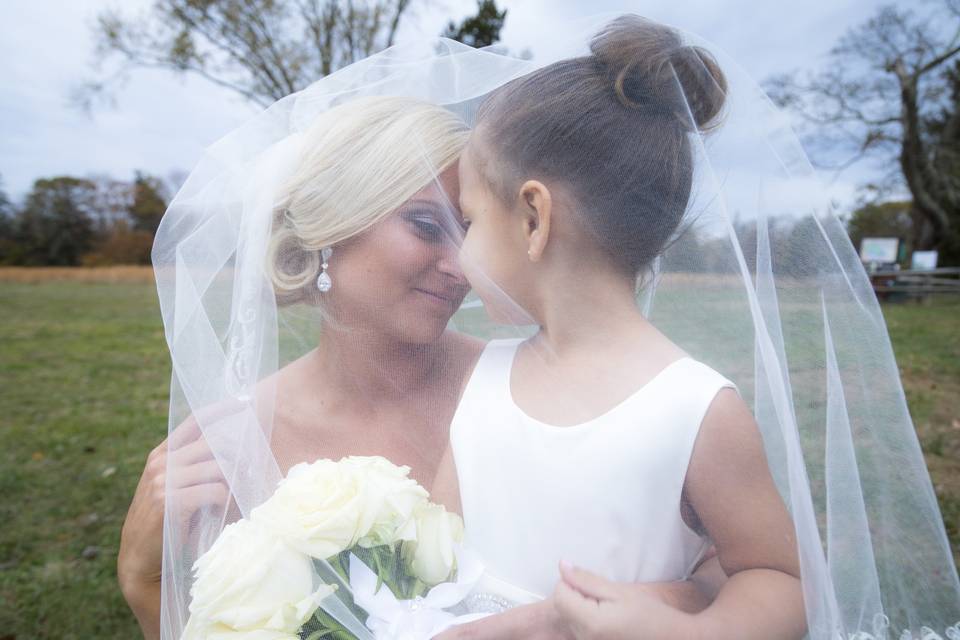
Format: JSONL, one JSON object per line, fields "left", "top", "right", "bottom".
{"left": 175, "top": 482, "right": 229, "bottom": 517}
{"left": 168, "top": 437, "right": 216, "bottom": 467}
{"left": 169, "top": 483, "right": 230, "bottom": 541}
{"left": 169, "top": 398, "right": 253, "bottom": 449}
{"left": 558, "top": 561, "right": 618, "bottom": 602}
{"left": 167, "top": 416, "right": 202, "bottom": 449}
{"left": 170, "top": 460, "right": 226, "bottom": 489}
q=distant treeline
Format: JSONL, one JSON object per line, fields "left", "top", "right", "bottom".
{"left": 0, "top": 173, "right": 172, "bottom": 267}
{"left": 0, "top": 173, "right": 943, "bottom": 270}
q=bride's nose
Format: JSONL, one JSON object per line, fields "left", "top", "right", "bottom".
{"left": 437, "top": 243, "right": 468, "bottom": 287}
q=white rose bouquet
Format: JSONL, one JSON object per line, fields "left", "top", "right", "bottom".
{"left": 181, "top": 456, "right": 483, "bottom": 640}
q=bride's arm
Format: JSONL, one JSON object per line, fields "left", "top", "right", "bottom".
{"left": 118, "top": 418, "right": 228, "bottom": 639}
{"left": 118, "top": 439, "right": 172, "bottom": 640}
{"left": 640, "top": 553, "right": 725, "bottom": 613}
{"left": 688, "top": 550, "right": 728, "bottom": 604}
{"left": 638, "top": 546, "right": 728, "bottom": 613}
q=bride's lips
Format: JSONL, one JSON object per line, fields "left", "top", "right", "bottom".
{"left": 414, "top": 287, "right": 466, "bottom": 309}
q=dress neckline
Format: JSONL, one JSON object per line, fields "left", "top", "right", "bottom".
{"left": 502, "top": 339, "right": 693, "bottom": 432}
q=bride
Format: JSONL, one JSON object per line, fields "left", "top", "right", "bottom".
{"left": 122, "top": 13, "right": 959, "bottom": 640}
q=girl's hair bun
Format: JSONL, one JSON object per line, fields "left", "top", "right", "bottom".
{"left": 590, "top": 14, "right": 727, "bottom": 131}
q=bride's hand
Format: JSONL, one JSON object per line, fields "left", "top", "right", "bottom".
{"left": 117, "top": 417, "right": 228, "bottom": 634}
{"left": 433, "top": 598, "right": 577, "bottom": 640}
{"left": 552, "top": 561, "right": 700, "bottom": 640}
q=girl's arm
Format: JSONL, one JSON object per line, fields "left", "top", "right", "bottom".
{"left": 551, "top": 388, "right": 805, "bottom": 640}
{"left": 679, "top": 387, "right": 806, "bottom": 639}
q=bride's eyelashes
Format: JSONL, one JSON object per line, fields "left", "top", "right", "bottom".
{"left": 400, "top": 206, "right": 444, "bottom": 241}
{"left": 413, "top": 216, "right": 443, "bottom": 241}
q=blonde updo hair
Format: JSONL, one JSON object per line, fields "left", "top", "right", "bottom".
{"left": 267, "top": 96, "right": 469, "bottom": 305}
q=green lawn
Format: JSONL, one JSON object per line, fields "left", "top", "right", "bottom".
{"left": 883, "top": 298, "right": 960, "bottom": 569}
{"left": 0, "top": 282, "right": 169, "bottom": 638}
{"left": 0, "top": 281, "right": 957, "bottom": 638}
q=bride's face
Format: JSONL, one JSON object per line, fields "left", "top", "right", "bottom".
{"left": 325, "top": 165, "right": 470, "bottom": 344}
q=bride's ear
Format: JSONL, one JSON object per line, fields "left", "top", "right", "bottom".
{"left": 518, "top": 180, "right": 552, "bottom": 262}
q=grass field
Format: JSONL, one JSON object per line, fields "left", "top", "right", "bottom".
{"left": 0, "top": 269, "right": 957, "bottom": 638}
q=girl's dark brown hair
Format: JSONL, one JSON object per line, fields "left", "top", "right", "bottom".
{"left": 474, "top": 15, "right": 728, "bottom": 275}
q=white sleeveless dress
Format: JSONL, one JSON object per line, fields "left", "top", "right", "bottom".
{"left": 450, "top": 338, "right": 738, "bottom": 606}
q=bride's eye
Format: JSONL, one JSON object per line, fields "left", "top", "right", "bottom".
{"left": 407, "top": 213, "right": 443, "bottom": 242}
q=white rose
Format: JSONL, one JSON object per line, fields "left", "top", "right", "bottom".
{"left": 342, "top": 456, "right": 430, "bottom": 548}
{"left": 401, "top": 503, "right": 464, "bottom": 586}
{"left": 251, "top": 459, "right": 361, "bottom": 558}
{"left": 251, "top": 456, "right": 428, "bottom": 558}
{"left": 182, "top": 519, "right": 332, "bottom": 640}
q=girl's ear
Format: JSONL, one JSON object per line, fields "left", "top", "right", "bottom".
{"left": 518, "top": 180, "right": 552, "bottom": 262}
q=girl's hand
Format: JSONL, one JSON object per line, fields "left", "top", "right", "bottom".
{"left": 553, "top": 561, "right": 698, "bottom": 640}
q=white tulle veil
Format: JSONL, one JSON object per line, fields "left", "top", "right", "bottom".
{"left": 151, "top": 13, "right": 960, "bottom": 640}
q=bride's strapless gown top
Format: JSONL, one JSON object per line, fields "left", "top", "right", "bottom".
{"left": 450, "top": 338, "right": 737, "bottom": 603}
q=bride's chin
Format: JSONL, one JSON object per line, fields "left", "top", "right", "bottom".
{"left": 392, "top": 314, "right": 452, "bottom": 346}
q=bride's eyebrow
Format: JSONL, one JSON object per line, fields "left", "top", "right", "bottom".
{"left": 401, "top": 198, "right": 444, "bottom": 212}
{"left": 397, "top": 204, "right": 440, "bottom": 223}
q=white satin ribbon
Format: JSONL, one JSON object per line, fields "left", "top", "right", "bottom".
{"left": 349, "top": 546, "right": 491, "bottom": 640}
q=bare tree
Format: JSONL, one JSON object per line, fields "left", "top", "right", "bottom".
{"left": 79, "top": 0, "right": 413, "bottom": 109}
{"left": 768, "top": 1, "right": 960, "bottom": 253}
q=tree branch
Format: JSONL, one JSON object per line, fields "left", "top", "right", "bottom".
{"left": 917, "top": 42, "right": 960, "bottom": 76}
{"left": 82, "top": 0, "right": 417, "bottom": 107}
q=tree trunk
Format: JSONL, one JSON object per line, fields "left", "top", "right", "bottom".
{"left": 910, "top": 206, "right": 938, "bottom": 250}
{"left": 896, "top": 62, "right": 955, "bottom": 249}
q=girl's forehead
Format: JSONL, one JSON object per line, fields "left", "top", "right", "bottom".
{"left": 457, "top": 145, "right": 483, "bottom": 189}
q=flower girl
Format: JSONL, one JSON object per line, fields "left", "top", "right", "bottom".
{"left": 434, "top": 15, "right": 807, "bottom": 639}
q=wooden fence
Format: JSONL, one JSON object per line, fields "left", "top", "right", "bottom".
{"left": 869, "top": 267, "right": 960, "bottom": 299}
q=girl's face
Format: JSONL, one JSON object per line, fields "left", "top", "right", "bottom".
{"left": 325, "top": 165, "right": 471, "bottom": 344}
{"left": 457, "top": 140, "right": 537, "bottom": 325}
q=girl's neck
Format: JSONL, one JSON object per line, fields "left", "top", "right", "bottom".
{"left": 529, "top": 263, "right": 651, "bottom": 358}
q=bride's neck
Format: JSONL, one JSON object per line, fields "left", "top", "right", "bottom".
{"left": 313, "top": 326, "right": 444, "bottom": 398}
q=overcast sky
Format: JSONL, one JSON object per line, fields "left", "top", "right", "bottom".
{"left": 0, "top": 0, "right": 901, "bottom": 209}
